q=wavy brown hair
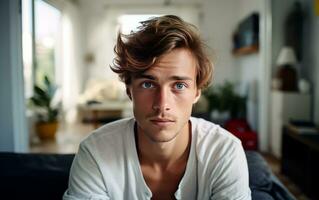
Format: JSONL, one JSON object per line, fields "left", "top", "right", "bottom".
{"left": 111, "top": 15, "right": 213, "bottom": 89}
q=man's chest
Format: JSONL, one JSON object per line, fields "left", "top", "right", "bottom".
{"left": 143, "top": 171, "right": 181, "bottom": 200}
{"left": 141, "top": 165, "right": 186, "bottom": 200}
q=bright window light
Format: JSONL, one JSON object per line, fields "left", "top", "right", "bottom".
{"left": 22, "top": 0, "right": 33, "bottom": 98}
{"left": 118, "top": 14, "right": 161, "bottom": 34}
{"left": 34, "top": 0, "right": 61, "bottom": 87}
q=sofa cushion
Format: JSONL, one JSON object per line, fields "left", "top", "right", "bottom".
{"left": 246, "top": 151, "right": 273, "bottom": 189}
{"left": 0, "top": 152, "right": 74, "bottom": 200}
{"left": 252, "top": 190, "right": 274, "bottom": 200}
{"left": 245, "top": 151, "right": 296, "bottom": 200}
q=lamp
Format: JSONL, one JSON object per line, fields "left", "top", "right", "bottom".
{"left": 275, "top": 46, "right": 298, "bottom": 91}
{"left": 276, "top": 46, "right": 297, "bottom": 66}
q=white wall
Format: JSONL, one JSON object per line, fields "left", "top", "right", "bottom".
{"left": 200, "top": 0, "right": 239, "bottom": 84}
{"left": 236, "top": 0, "right": 263, "bottom": 131}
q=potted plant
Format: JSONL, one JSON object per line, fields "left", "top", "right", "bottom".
{"left": 202, "top": 81, "right": 246, "bottom": 122}
{"left": 30, "top": 76, "right": 60, "bottom": 140}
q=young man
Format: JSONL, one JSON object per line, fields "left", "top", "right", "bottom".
{"left": 64, "top": 15, "right": 251, "bottom": 200}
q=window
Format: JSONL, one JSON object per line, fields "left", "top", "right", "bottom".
{"left": 22, "top": 0, "right": 33, "bottom": 98}
{"left": 22, "top": 0, "right": 62, "bottom": 97}
{"left": 34, "top": 0, "right": 61, "bottom": 88}
{"left": 118, "top": 14, "right": 160, "bottom": 34}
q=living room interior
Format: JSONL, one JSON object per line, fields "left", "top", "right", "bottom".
{"left": 1, "top": 0, "right": 319, "bottom": 199}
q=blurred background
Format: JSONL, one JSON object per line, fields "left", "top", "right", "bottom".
{"left": 1, "top": 0, "right": 319, "bottom": 199}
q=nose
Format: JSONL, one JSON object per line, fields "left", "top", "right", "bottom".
{"left": 152, "top": 87, "right": 171, "bottom": 112}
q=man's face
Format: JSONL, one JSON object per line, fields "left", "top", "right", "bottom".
{"left": 127, "top": 48, "right": 201, "bottom": 143}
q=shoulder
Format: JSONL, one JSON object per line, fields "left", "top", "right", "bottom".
{"left": 191, "top": 117, "right": 243, "bottom": 162}
{"left": 191, "top": 117, "right": 241, "bottom": 147}
{"left": 191, "top": 118, "right": 251, "bottom": 198}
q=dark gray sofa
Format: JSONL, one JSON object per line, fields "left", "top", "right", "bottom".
{"left": 0, "top": 151, "right": 295, "bottom": 200}
{"left": 245, "top": 151, "right": 296, "bottom": 200}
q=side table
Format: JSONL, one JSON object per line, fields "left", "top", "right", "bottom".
{"left": 281, "top": 126, "right": 319, "bottom": 199}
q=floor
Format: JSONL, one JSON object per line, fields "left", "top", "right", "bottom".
{"left": 30, "top": 121, "right": 310, "bottom": 200}
{"left": 262, "top": 153, "right": 310, "bottom": 200}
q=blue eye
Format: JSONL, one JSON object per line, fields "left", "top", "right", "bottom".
{"left": 175, "top": 83, "right": 186, "bottom": 90}
{"left": 141, "top": 82, "right": 154, "bottom": 89}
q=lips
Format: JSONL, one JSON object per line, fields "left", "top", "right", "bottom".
{"left": 150, "top": 118, "right": 175, "bottom": 126}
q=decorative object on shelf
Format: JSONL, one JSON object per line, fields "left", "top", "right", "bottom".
{"left": 84, "top": 52, "right": 95, "bottom": 64}
{"left": 298, "top": 79, "right": 310, "bottom": 94}
{"left": 30, "top": 75, "right": 61, "bottom": 140}
{"left": 282, "top": 126, "right": 319, "bottom": 199}
{"left": 287, "top": 120, "right": 318, "bottom": 135}
{"left": 232, "top": 12, "right": 259, "bottom": 56}
{"left": 275, "top": 46, "right": 298, "bottom": 91}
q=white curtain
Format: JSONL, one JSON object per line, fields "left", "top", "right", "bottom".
{"left": 60, "top": 1, "right": 84, "bottom": 124}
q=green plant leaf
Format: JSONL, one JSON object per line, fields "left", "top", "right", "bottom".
{"left": 30, "top": 75, "right": 60, "bottom": 122}
{"left": 201, "top": 81, "right": 247, "bottom": 118}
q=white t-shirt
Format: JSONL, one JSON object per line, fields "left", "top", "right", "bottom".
{"left": 63, "top": 117, "right": 251, "bottom": 200}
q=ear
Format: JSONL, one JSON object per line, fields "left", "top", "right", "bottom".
{"left": 126, "top": 87, "right": 132, "bottom": 100}
{"left": 193, "top": 89, "right": 201, "bottom": 104}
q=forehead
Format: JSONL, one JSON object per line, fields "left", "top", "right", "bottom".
{"left": 138, "top": 48, "right": 197, "bottom": 80}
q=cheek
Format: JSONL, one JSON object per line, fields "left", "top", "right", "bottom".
{"left": 174, "top": 92, "right": 197, "bottom": 105}
{"left": 131, "top": 90, "right": 153, "bottom": 110}
{"left": 172, "top": 94, "right": 197, "bottom": 116}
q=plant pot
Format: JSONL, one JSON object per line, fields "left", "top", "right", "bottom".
{"left": 36, "top": 121, "right": 58, "bottom": 140}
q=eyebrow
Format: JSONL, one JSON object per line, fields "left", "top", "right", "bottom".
{"left": 135, "top": 74, "right": 156, "bottom": 80}
{"left": 134, "top": 74, "right": 193, "bottom": 81}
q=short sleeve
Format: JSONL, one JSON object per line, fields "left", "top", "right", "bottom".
{"left": 63, "top": 143, "right": 110, "bottom": 200}
{"left": 210, "top": 142, "right": 252, "bottom": 200}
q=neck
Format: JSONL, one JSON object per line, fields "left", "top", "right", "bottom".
{"left": 135, "top": 121, "right": 191, "bottom": 169}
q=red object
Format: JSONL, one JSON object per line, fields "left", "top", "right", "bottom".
{"left": 224, "top": 119, "right": 258, "bottom": 150}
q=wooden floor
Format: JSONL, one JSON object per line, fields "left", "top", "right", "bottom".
{"left": 30, "top": 122, "right": 309, "bottom": 200}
